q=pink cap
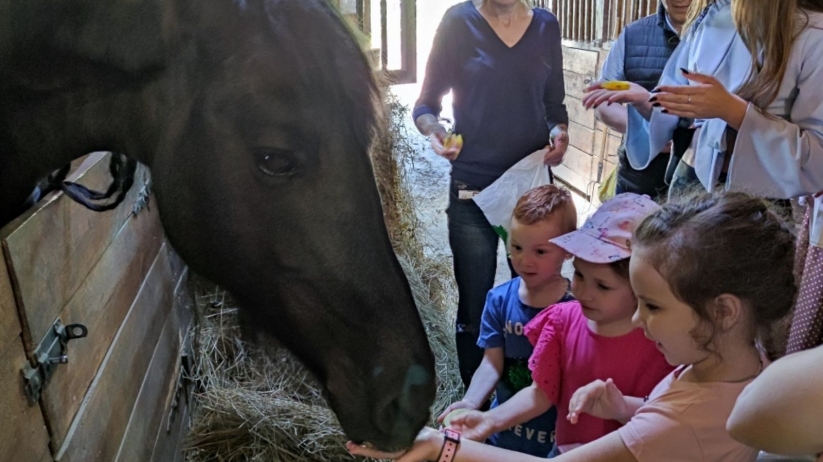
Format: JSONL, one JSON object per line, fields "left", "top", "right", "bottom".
{"left": 550, "top": 193, "right": 660, "bottom": 263}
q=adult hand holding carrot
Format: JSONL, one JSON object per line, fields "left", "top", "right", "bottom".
{"left": 583, "top": 81, "right": 651, "bottom": 109}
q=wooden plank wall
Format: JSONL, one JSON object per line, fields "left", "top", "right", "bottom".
{"left": 55, "top": 243, "right": 188, "bottom": 462}
{"left": 0, "top": 252, "right": 52, "bottom": 462}
{"left": 1, "top": 153, "right": 192, "bottom": 462}
{"left": 557, "top": 42, "right": 623, "bottom": 204}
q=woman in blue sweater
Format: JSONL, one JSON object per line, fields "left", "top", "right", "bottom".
{"left": 413, "top": 0, "right": 569, "bottom": 389}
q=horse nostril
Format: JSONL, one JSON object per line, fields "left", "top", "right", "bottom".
{"left": 370, "top": 364, "right": 433, "bottom": 446}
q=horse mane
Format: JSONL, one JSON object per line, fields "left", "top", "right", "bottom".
{"left": 258, "top": 0, "right": 382, "bottom": 156}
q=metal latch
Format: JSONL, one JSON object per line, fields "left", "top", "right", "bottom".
{"left": 21, "top": 320, "right": 88, "bottom": 405}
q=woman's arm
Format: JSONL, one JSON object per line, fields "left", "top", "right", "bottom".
{"left": 647, "top": 38, "right": 690, "bottom": 156}
{"left": 541, "top": 14, "right": 569, "bottom": 165}
{"left": 727, "top": 345, "right": 823, "bottom": 456}
{"left": 347, "top": 428, "right": 637, "bottom": 462}
{"left": 450, "top": 430, "right": 635, "bottom": 462}
{"left": 542, "top": 14, "right": 569, "bottom": 131}
{"left": 413, "top": 10, "right": 454, "bottom": 138}
{"left": 725, "top": 32, "right": 823, "bottom": 198}
{"left": 728, "top": 103, "right": 823, "bottom": 198}
{"left": 592, "top": 29, "right": 629, "bottom": 133}
{"left": 595, "top": 104, "right": 628, "bottom": 134}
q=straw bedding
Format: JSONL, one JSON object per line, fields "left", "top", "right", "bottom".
{"left": 183, "top": 91, "right": 461, "bottom": 462}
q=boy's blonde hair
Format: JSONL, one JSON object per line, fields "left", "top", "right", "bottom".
{"left": 512, "top": 185, "right": 577, "bottom": 234}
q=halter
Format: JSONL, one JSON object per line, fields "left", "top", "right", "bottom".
{"left": 48, "top": 152, "right": 138, "bottom": 212}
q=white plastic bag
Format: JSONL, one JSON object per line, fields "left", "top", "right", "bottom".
{"left": 472, "top": 150, "right": 551, "bottom": 246}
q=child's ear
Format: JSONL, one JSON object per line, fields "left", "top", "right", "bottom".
{"left": 710, "top": 294, "right": 744, "bottom": 332}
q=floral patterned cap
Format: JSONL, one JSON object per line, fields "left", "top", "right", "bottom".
{"left": 550, "top": 193, "right": 661, "bottom": 263}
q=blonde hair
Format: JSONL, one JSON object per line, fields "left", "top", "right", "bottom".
{"left": 685, "top": 0, "right": 823, "bottom": 108}
{"left": 682, "top": 0, "right": 714, "bottom": 33}
{"left": 732, "top": 0, "right": 823, "bottom": 107}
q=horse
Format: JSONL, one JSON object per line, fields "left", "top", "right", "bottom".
{"left": 0, "top": 0, "right": 435, "bottom": 451}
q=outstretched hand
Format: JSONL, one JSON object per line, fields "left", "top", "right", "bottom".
{"left": 428, "top": 125, "right": 461, "bottom": 161}
{"left": 543, "top": 125, "right": 569, "bottom": 166}
{"left": 447, "top": 410, "right": 497, "bottom": 442}
{"left": 567, "top": 378, "right": 630, "bottom": 424}
{"left": 583, "top": 81, "right": 651, "bottom": 109}
{"left": 437, "top": 400, "right": 477, "bottom": 424}
{"left": 346, "top": 427, "right": 442, "bottom": 462}
{"left": 650, "top": 69, "right": 749, "bottom": 129}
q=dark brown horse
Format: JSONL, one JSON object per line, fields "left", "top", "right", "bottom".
{"left": 0, "top": 0, "right": 435, "bottom": 450}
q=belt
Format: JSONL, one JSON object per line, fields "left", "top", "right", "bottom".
{"left": 452, "top": 179, "right": 483, "bottom": 200}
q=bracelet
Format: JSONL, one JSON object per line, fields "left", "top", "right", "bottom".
{"left": 436, "top": 428, "right": 461, "bottom": 462}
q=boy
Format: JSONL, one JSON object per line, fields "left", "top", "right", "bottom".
{"left": 438, "top": 185, "right": 577, "bottom": 456}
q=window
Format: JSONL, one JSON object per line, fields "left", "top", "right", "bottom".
{"left": 536, "top": 0, "right": 658, "bottom": 45}
{"left": 357, "top": 0, "right": 417, "bottom": 84}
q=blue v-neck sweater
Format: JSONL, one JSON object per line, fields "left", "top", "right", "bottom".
{"left": 413, "top": 1, "right": 568, "bottom": 189}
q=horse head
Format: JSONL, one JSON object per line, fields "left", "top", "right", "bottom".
{"left": 0, "top": 0, "right": 435, "bottom": 450}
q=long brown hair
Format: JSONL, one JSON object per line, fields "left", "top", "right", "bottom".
{"left": 633, "top": 191, "right": 797, "bottom": 360}
{"left": 733, "top": 0, "right": 823, "bottom": 107}
{"left": 683, "top": 0, "right": 714, "bottom": 32}
{"left": 684, "top": 0, "right": 823, "bottom": 107}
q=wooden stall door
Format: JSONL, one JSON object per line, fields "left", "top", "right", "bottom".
{"left": 1, "top": 153, "right": 191, "bottom": 462}
{"left": 0, "top": 244, "right": 52, "bottom": 462}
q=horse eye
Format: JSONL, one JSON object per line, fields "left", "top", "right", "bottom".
{"left": 255, "top": 149, "right": 298, "bottom": 177}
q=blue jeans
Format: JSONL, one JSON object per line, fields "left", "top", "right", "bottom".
{"left": 614, "top": 145, "right": 672, "bottom": 200}
{"left": 448, "top": 179, "right": 508, "bottom": 388}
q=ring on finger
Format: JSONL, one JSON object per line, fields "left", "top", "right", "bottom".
{"left": 687, "top": 96, "right": 692, "bottom": 103}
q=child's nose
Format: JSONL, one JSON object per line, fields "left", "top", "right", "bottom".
{"left": 575, "top": 285, "right": 592, "bottom": 302}
{"left": 631, "top": 307, "right": 642, "bottom": 326}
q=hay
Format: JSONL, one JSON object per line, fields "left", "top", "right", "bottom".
{"left": 183, "top": 90, "right": 461, "bottom": 462}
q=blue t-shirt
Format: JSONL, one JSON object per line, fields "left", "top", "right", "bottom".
{"left": 477, "top": 277, "right": 574, "bottom": 456}
{"left": 413, "top": 1, "right": 568, "bottom": 189}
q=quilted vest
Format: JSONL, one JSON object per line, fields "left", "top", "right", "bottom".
{"left": 623, "top": 5, "right": 681, "bottom": 91}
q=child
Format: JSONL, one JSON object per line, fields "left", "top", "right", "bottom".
{"left": 446, "top": 193, "right": 674, "bottom": 456}
{"left": 438, "top": 185, "right": 578, "bottom": 457}
{"left": 346, "top": 191, "right": 799, "bottom": 462}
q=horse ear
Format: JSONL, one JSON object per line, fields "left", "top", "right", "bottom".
{"left": 1, "top": 0, "right": 173, "bottom": 90}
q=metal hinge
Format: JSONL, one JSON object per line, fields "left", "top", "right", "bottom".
{"left": 21, "top": 320, "right": 88, "bottom": 405}
{"left": 166, "top": 351, "right": 193, "bottom": 432}
{"left": 132, "top": 172, "right": 152, "bottom": 217}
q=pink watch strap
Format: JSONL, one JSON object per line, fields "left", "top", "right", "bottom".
{"left": 437, "top": 428, "right": 461, "bottom": 462}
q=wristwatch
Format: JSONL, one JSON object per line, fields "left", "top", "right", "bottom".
{"left": 437, "top": 428, "right": 461, "bottom": 462}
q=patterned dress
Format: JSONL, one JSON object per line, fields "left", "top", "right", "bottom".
{"left": 787, "top": 196, "right": 823, "bottom": 353}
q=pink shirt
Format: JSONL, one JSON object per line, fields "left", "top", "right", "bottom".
{"left": 619, "top": 366, "right": 760, "bottom": 462}
{"left": 525, "top": 301, "right": 673, "bottom": 446}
